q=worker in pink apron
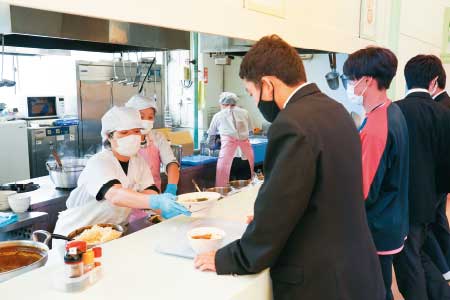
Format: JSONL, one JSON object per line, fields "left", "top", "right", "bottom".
{"left": 207, "top": 92, "right": 254, "bottom": 187}
{"left": 126, "top": 94, "right": 180, "bottom": 221}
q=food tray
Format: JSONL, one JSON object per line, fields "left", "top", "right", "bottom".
{"left": 155, "top": 218, "right": 247, "bottom": 259}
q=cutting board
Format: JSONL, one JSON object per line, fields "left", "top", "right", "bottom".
{"left": 155, "top": 217, "right": 247, "bottom": 259}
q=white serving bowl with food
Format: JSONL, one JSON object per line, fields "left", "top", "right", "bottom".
{"left": 177, "top": 192, "right": 221, "bottom": 217}
{"left": 187, "top": 226, "right": 226, "bottom": 254}
{"left": 7, "top": 194, "right": 31, "bottom": 213}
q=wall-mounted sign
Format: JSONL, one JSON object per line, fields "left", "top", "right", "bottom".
{"left": 441, "top": 8, "right": 450, "bottom": 63}
{"left": 244, "top": 0, "right": 286, "bottom": 18}
{"left": 359, "top": 0, "right": 377, "bottom": 41}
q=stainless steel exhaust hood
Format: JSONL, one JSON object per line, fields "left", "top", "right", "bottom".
{"left": 199, "top": 33, "right": 327, "bottom": 56}
{"left": 0, "top": 4, "right": 190, "bottom": 52}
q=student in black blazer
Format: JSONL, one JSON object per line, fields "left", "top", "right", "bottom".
{"left": 194, "top": 35, "right": 385, "bottom": 300}
{"left": 394, "top": 55, "right": 450, "bottom": 300}
{"left": 423, "top": 61, "right": 450, "bottom": 282}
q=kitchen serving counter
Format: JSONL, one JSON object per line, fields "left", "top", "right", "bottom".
{"left": 0, "top": 184, "right": 272, "bottom": 300}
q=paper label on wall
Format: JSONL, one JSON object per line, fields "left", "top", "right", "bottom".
{"left": 69, "top": 134, "right": 75, "bottom": 141}
{"left": 244, "top": 0, "right": 286, "bottom": 18}
{"left": 56, "top": 135, "right": 64, "bottom": 141}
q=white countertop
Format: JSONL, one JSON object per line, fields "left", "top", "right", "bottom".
{"left": 0, "top": 184, "right": 273, "bottom": 300}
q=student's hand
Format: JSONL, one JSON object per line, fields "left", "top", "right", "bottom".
{"left": 194, "top": 251, "right": 217, "bottom": 272}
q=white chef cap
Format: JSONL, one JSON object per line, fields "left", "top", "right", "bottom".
{"left": 219, "top": 92, "right": 238, "bottom": 105}
{"left": 125, "top": 94, "right": 158, "bottom": 113}
{"left": 101, "top": 106, "right": 143, "bottom": 141}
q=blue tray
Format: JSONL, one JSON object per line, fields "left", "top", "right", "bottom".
{"left": 181, "top": 155, "right": 218, "bottom": 166}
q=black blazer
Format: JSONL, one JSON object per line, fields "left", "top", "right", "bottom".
{"left": 435, "top": 91, "right": 450, "bottom": 110}
{"left": 396, "top": 92, "right": 450, "bottom": 223}
{"left": 216, "top": 83, "right": 385, "bottom": 300}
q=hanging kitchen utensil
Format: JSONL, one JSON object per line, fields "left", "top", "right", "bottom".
{"left": 325, "top": 53, "right": 339, "bottom": 90}
{"left": 340, "top": 74, "right": 349, "bottom": 90}
{"left": 133, "top": 52, "right": 142, "bottom": 87}
{"left": 112, "top": 56, "right": 120, "bottom": 82}
{"left": 126, "top": 52, "right": 134, "bottom": 86}
{"left": 0, "top": 35, "right": 16, "bottom": 88}
{"left": 138, "top": 57, "right": 156, "bottom": 94}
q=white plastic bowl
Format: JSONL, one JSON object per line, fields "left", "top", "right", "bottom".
{"left": 8, "top": 194, "right": 31, "bottom": 213}
{"left": 177, "top": 192, "right": 221, "bottom": 217}
{"left": 187, "top": 226, "right": 226, "bottom": 254}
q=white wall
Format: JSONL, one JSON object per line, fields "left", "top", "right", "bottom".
{"left": 0, "top": 54, "right": 78, "bottom": 116}
{"left": 392, "top": 0, "right": 450, "bottom": 99}
{"left": 3, "top": 0, "right": 372, "bottom": 54}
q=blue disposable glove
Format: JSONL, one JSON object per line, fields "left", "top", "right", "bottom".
{"left": 149, "top": 193, "right": 191, "bottom": 219}
{"left": 164, "top": 184, "right": 178, "bottom": 195}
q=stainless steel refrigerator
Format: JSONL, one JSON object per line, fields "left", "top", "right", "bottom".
{"left": 76, "top": 60, "right": 165, "bottom": 156}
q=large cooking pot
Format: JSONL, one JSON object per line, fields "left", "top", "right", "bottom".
{"left": 46, "top": 158, "right": 87, "bottom": 189}
{"left": 0, "top": 230, "right": 51, "bottom": 282}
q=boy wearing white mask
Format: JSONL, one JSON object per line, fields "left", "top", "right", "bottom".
{"left": 53, "top": 106, "right": 189, "bottom": 242}
{"left": 125, "top": 94, "right": 180, "bottom": 195}
{"left": 343, "top": 47, "right": 409, "bottom": 300}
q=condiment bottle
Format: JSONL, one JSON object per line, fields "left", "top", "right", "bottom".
{"left": 64, "top": 248, "right": 84, "bottom": 278}
{"left": 66, "top": 240, "right": 87, "bottom": 253}
{"left": 92, "top": 247, "right": 102, "bottom": 267}
{"left": 82, "top": 249, "right": 95, "bottom": 273}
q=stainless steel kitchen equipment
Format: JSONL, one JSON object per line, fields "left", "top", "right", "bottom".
{"left": 170, "top": 144, "right": 183, "bottom": 165}
{"left": 28, "top": 125, "right": 79, "bottom": 178}
{"left": 46, "top": 158, "right": 86, "bottom": 189}
{"left": 0, "top": 230, "right": 50, "bottom": 283}
{"left": 0, "top": 120, "right": 30, "bottom": 184}
{"left": 77, "top": 60, "right": 165, "bottom": 156}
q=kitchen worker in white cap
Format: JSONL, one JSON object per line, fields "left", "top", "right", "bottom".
{"left": 53, "top": 106, "right": 189, "bottom": 240}
{"left": 207, "top": 92, "right": 254, "bottom": 187}
{"left": 125, "top": 94, "right": 180, "bottom": 195}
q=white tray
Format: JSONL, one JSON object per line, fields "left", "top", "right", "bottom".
{"left": 155, "top": 218, "right": 247, "bottom": 259}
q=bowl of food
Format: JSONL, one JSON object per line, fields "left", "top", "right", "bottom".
{"left": 187, "top": 227, "right": 226, "bottom": 254}
{"left": 68, "top": 224, "right": 125, "bottom": 248}
{"left": 177, "top": 192, "right": 221, "bottom": 217}
{"left": 7, "top": 194, "right": 31, "bottom": 213}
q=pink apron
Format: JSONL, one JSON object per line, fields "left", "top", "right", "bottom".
{"left": 215, "top": 135, "right": 254, "bottom": 187}
{"left": 129, "top": 140, "right": 162, "bottom": 223}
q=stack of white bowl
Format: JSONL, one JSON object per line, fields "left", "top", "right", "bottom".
{"left": 0, "top": 191, "right": 17, "bottom": 211}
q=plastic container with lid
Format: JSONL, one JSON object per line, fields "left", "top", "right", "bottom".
{"left": 82, "top": 249, "right": 95, "bottom": 273}
{"left": 92, "top": 247, "right": 102, "bottom": 267}
{"left": 64, "top": 251, "right": 84, "bottom": 278}
{"left": 66, "top": 240, "right": 87, "bottom": 252}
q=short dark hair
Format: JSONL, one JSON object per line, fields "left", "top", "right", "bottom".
{"left": 404, "top": 54, "right": 446, "bottom": 89}
{"left": 343, "top": 47, "right": 398, "bottom": 90}
{"left": 239, "top": 35, "right": 306, "bottom": 86}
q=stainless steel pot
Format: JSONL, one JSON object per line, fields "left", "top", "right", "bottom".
{"left": 0, "top": 230, "right": 51, "bottom": 282}
{"left": 205, "top": 186, "right": 232, "bottom": 196}
{"left": 229, "top": 180, "right": 252, "bottom": 189}
{"left": 46, "top": 158, "right": 86, "bottom": 189}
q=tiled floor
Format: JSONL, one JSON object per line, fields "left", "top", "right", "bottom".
{"left": 392, "top": 196, "right": 450, "bottom": 300}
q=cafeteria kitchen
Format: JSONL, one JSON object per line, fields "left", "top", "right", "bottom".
{"left": 1, "top": 1, "right": 450, "bottom": 300}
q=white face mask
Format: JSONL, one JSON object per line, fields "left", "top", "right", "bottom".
{"left": 141, "top": 120, "right": 154, "bottom": 134}
{"left": 346, "top": 78, "right": 370, "bottom": 105}
{"left": 115, "top": 134, "right": 141, "bottom": 157}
